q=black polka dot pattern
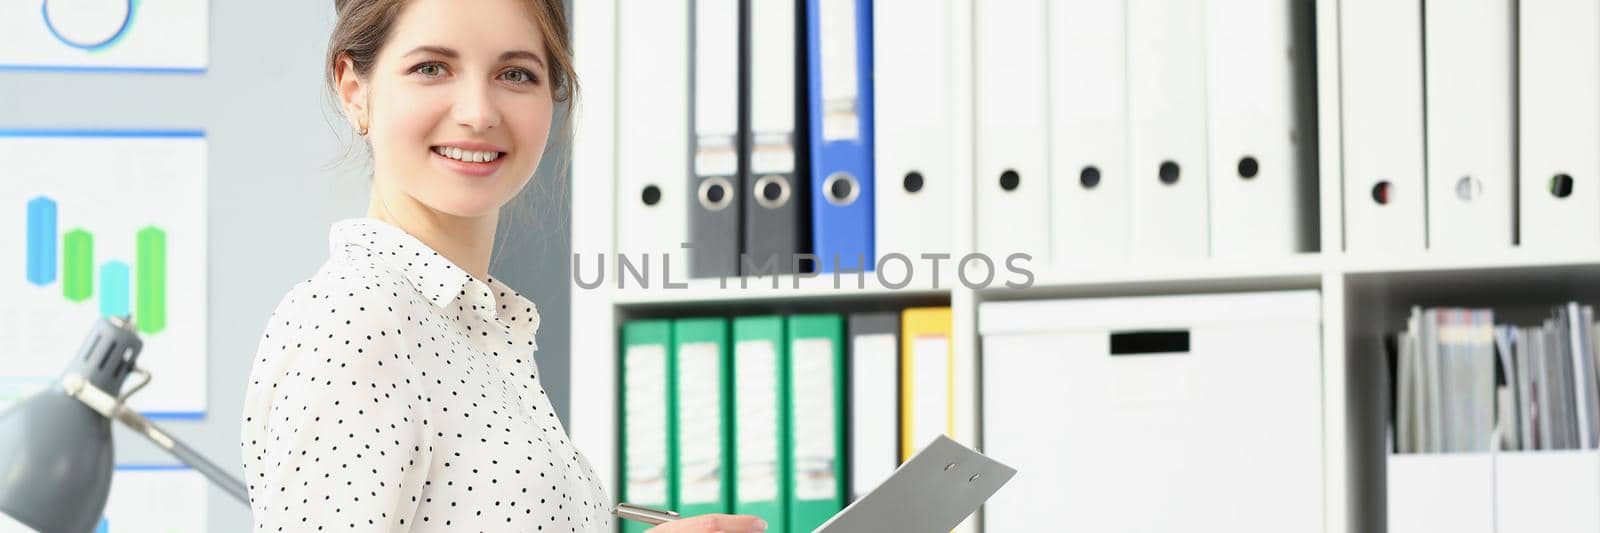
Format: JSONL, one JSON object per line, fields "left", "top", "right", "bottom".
{"left": 240, "top": 218, "right": 613, "bottom": 531}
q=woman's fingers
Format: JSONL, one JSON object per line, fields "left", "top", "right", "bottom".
{"left": 709, "top": 514, "right": 768, "bottom": 533}
{"left": 646, "top": 513, "right": 769, "bottom": 533}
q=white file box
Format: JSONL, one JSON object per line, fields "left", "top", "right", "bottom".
{"left": 1386, "top": 453, "right": 1495, "bottom": 533}
{"left": 1495, "top": 450, "right": 1600, "bottom": 533}
{"left": 979, "top": 290, "right": 1322, "bottom": 532}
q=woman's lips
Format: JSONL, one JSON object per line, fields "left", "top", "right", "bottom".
{"left": 431, "top": 148, "right": 506, "bottom": 178}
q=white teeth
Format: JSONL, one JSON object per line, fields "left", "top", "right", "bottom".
{"left": 433, "top": 146, "right": 501, "bottom": 163}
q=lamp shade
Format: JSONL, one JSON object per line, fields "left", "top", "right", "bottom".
{"left": 0, "top": 317, "right": 143, "bottom": 533}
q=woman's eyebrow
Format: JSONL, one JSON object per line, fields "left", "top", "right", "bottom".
{"left": 403, "top": 45, "right": 544, "bottom": 68}
{"left": 404, "top": 45, "right": 457, "bottom": 58}
{"left": 498, "top": 50, "right": 545, "bottom": 68}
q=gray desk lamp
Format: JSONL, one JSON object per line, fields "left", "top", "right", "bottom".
{"left": 0, "top": 316, "right": 248, "bottom": 532}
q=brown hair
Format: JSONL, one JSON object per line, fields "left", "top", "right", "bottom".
{"left": 323, "top": 0, "right": 579, "bottom": 254}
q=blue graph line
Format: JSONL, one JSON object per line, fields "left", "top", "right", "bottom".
{"left": 0, "top": 64, "right": 205, "bottom": 75}
{"left": 142, "top": 411, "right": 206, "bottom": 421}
{"left": 0, "top": 129, "right": 205, "bottom": 138}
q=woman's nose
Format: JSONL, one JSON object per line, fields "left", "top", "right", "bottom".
{"left": 452, "top": 79, "right": 501, "bottom": 132}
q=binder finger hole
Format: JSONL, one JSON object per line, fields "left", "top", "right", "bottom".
{"left": 1158, "top": 161, "right": 1180, "bottom": 185}
{"left": 945, "top": 462, "right": 957, "bottom": 471}
{"left": 999, "top": 170, "right": 1021, "bottom": 191}
{"left": 641, "top": 184, "right": 662, "bottom": 206}
{"left": 1454, "top": 176, "right": 1482, "bottom": 202}
{"left": 1079, "top": 166, "right": 1101, "bottom": 189}
{"left": 754, "top": 174, "right": 791, "bottom": 209}
{"left": 903, "top": 171, "right": 925, "bottom": 193}
{"left": 969, "top": 473, "right": 982, "bottom": 482}
{"left": 1237, "top": 156, "right": 1259, "bottom": 180}
{"left": 1551, "top": 174, "right": 1575, "bottom": 199}
{"left": 823, "top": 172, "right": 860, "bottom": 207}
{"left": 697, "top": 176, "right": 734, "bottom": 211}
{"left": 1371, "top": 181, "right": 1392, "bottom": 205}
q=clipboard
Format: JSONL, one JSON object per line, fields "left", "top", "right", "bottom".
{"left": 813, "top": 435, "right": 1016, "bottom": 532}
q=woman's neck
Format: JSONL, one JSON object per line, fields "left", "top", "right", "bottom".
{"left": 365, "top": 186, "right": 497, "bottom": 282}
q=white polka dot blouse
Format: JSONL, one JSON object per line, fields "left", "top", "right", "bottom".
{"left": 240, "top": 218, "right": 613, "bottom": 532}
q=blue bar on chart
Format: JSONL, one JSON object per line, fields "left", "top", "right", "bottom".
{"left": 100, "top": 260, "right": 130, "bottom": 318}
{"left": 26, "top": 196, "right": 57, "bottom": 286}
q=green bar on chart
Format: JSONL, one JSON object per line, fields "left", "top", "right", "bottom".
{"left": 136, "top": 226, "right": 167, "bottom": 334}
{"left": 62, "top": 229, "right": 93, "bottom": 302}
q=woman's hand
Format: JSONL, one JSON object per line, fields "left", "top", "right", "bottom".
{"left": 644, "top": 514, "right": 769, "bottom": 533}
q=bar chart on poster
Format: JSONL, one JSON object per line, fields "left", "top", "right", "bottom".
{"left": 0, "top": 130, "right": 207, "bottom": 417}
{"left": 0, "top": 0, "right": 208, "bottom": 72}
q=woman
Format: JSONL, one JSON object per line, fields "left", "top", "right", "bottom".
{"left": 240, "top": 1, "right": 766, "bottom": 531}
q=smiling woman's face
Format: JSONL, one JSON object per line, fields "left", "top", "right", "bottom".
{"left": 339, "top": 0, "right": 553, "bottom": 219}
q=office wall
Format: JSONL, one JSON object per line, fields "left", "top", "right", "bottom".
{"left": 0, "top": 2, "right": 575, "bottom": 529}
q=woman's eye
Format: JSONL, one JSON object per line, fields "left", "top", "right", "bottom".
{"left": 413, "top": 63, "right": 445, "bottom": 77}
{"left": 502, "top": 68, "right": 537, "bottom": 85}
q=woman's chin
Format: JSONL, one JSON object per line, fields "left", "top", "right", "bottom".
{"left": 408, "top": 170, "right": 530, "bottom": 220}
{"left": 418, "top": 197, "right": 506, "bottom": 220}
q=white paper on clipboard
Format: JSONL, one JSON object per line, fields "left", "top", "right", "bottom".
{"left": 813, "top": 435, "right": 1016, "bottom": 532}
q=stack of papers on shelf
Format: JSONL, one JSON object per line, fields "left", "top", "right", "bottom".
{"left": 1500, "top": 303, "right": 1600, "bottom": 451}
{"left": 1390, "top": 303, "right": 1600, "bottom": 453}
{"left": 1393, "top": 307, "right": 1497, "bottom": 453}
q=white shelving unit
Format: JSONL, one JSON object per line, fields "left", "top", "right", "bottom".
{"left": 566, "top": 1, "right": 1599, "bottom": 531}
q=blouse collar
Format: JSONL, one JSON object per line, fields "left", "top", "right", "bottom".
{"left": 328, "top": 217, "right": 542, "bottom": 348}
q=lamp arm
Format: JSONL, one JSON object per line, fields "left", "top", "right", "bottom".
{"left": 61, "top": 373, "right": 251, "bottom": 506}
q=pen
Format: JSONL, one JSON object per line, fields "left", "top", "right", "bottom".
{"left": 614, "top": 502, "right": 681, "bottom": 526}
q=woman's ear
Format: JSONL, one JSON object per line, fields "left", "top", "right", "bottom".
{"left": 334, "top": 53, "right": 370, "bottom": 133}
